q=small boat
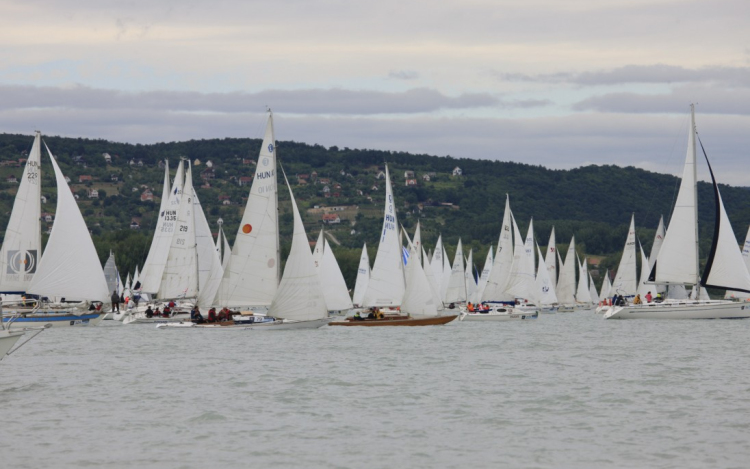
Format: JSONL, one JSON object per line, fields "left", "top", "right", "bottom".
{"left": 459, "top": 304, "right": 538, "bottom": 321}
{"left": 329, "top": 313, "right": 457, "bottom": 326}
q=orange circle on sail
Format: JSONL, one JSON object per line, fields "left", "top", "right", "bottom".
{"left": 242, "top": 224, "right": 252, "bottom": 234}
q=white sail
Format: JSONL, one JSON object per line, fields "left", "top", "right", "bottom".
{"left": 125, "top": 273, "right": 132, "bottom": 291}
{"left": 481, "top": 195, "right": 515, "bottom": 302}
{"left": 215, "top": 113, "right": 280, "bottom": 307}
{"left": 444, "top": 239, "right": 467, "bottom": 303}
{"left": 194, "top": 189, "right": 223, "bottom": 308}
{"left": 701, "top": 181, "right": 750, "bottom": 294}
{"left": 312, "top": 228, "right": 325, "bottom": 269}
{"left": 318, "top": 234, "right": 353, "bottom": 311}
{"left": 636, "top": 242, "right": 652, "bottom": 298}
{"left": 653, "top": 109, "right": 699, "bottom": 286}
{"left": 556, "top": 237, "right": 577, "bottom": 305}
{"left": 401, "top": 243, "right": 439, "bottom": 318}
{"left": 0, "top": 132, "right": 42, "bottom": 294}
{"left": 27, "top": 143, "right": 109, "bottom": 302}
{"left": 576, "top": 256, "right": 592, "bottom": 304}
{"left": 412, "top": 221, "right": 423, "bottom": 265}
{"left": 430, "top": 235, "right": 446, "bottom": 295}
{"left": 158, "top": 163, "right": 198, "bottom": 299}
{"left": 588, "top": 273, "right": 601, "bottom": 304}
{"left": 117, "top": 271, "right": 124, "bottom": 295}
{"left": 132, "top": 266, "right": 140, "bottom": 289}
{"left": 725, "top": 226, "right": 750, "bottom": 299}
{"left": 268, "top": 176, "right": 326, "bottom": 321}
{"left": 545, "top": 227, "right": 557, "bottom": 288}
{"left": 102, "top": 251, "right": 119, "bottom": 295}
{"left": 474, "top": 247, "right": 493, "bottom": 303}
{"left": 362, "top": 165, "right": 405, "bottom": 307}
{"left": 422, "top": 246, "right": 444, "bottom": 311}
{"left": 140, "top": 160, "right": 178, "bottom": 294}
{"left": 600, "top": 269, "right": 612, "bottom": 299}
{"left": 649, "top": 216, "right": 665, "bottom": 270}
{"left": 535, "top": 244, "right": 558, "bottom": 305}
{"left": 464, "top": 249, "right": 477, "bottom": 303}
{"left": 351, "top": 243, "right": 370, "bottom": 307}
{"left": 221, "top": 227, "right": 231, "bottom": 271}
{"left": 611, "top": 214, "right": 638, "bottom": 296}
{"left": 506, "top": 216, "right": 536, "bottom": 301}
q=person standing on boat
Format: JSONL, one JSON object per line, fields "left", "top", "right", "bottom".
{"left": 645, "top": 291, "right": 653, "bottom": 303}
{"left": 111, "top": 290, "right": 120, "bottom": 312}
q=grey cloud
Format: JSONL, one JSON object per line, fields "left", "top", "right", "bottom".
{"left": 573, "top": 84, "right": 750, "bottom": 115}
{"left": 0, "top": 85, "right": 498, "bottom": 115}
{"left": 496, "top": 65, "right": 750, "bottom": 87}
{"left": 388, "top": 70, "right": 420, "bottom": 80}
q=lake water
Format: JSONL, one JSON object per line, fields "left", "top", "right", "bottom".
{"left": 3, "top": 313, "right": 750, "bottom": 468}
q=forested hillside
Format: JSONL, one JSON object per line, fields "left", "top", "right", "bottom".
{"left": 1, "top": 132, "right": 749, "bottom": 290}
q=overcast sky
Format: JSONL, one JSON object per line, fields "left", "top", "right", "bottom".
{"left": 1, "top": 0, "right": 749, "bottom": 185}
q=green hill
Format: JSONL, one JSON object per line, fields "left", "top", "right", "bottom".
{"left": 1, "top": 132, "right": 748, "bottom": 291}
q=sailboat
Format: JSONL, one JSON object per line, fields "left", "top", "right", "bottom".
{"left": 605, "top": 105, "right": 750, "bottom": 319}
{"left": 474, "top": 246, "right": 493, "bottom": 303}
{"left": 443, "top": 239, "right": 467, "bottom": 305}
{"left": 555, "top": 236, "right": 578, "bottom": 312}
{"left": 480, "top": 195, "right": 515, "bottom": 303}
{"left": 610, "top": 214, "right": 638, "bottom": 298}
{"left": 3, "top": 134, "right": 109, "bottom": 327}
{"left": 351, "top": 243, "right": 370, "bottom": 307}
{"left": 101, "top": 251, "right": 120, "bottom": 319}
{"left": 214, "top": 113, "right": 280, "bottom": 310}
{"left": 313, "top": 229, "right": 353, "bottom": 313}
{"left": 575, "top": 256, "right": 593, "bottom": 308}
{"left": 361, "top": 165, "right": 405, "bottom": 308}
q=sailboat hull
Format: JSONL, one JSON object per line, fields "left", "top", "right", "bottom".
{"left": 1, "top": 330, "right": 25, "bottom": 359}
{"left": 3, "top": 312, "right": 104, "bottom": 329}
{"left": 459, "top": 310, "right": 538, "bottom": 321}
{"left": 604, "top": 300, "right": 750, "bottom": 319}
{"left": 329, "top": 315, "right": 457, "bottom": 326}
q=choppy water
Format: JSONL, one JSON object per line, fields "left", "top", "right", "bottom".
{"left": 3, "top": 313, "right": 750, "bottom": 468}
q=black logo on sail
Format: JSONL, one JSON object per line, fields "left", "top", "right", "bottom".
{"left": 7, "top": 250, "right": 37, "bottom": 274}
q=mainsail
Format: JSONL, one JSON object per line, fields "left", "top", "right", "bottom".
{"left": 444, "top": 239, "right": 467, "bottom": 304}
{"left": 611, "top": 214, "right": 638, "bottom": 296}
{"left": 214, "top": 113, "right": 280, "bottom": 307}
{"left": 140, "top": 160, "right": 179, "bottom": 294}
{"left": 351, "top": 243, "right": 370, "bottom": 307}
{"left": 158, "top": 163, "right": 198, "bottom": 299}
{"left": 362, "top": 165, "right": 405, "bottom": 307}
{"left": 481, "top": 195, "right": 514, "bottom": 302}
{"left": 556, "top": 236, "right": 577, "bottom": 305}
{"left": 0, "top": 132, "right": 42, "bottom": 293}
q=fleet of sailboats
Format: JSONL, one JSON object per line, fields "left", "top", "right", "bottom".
{"left": 2, "top": 103, "right": 750, "bottom": 358}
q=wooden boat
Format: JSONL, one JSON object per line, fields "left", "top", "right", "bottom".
{"left": 329, "top": 314, "right": 457, "bottom": 326}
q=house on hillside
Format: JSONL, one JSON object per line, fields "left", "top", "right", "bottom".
{"left": 41, "top": 212, "right": 54, "bottom": 223}
{"left": 322, "top": 185, "right": 330, "bottom": 194}
{"left": 141, "top": 190, "right": 153, "bottom": 202}
{"left": 322, "top": 214, "right": 341, "bottom": 224}
{"left": 102, "top": 153, "right": 112, "bottom": 163}
{"left": 206, "top": 160, "right": 213, "bottom": 168}
{"left": 130, "top": 219, "right": 140, "bottom": 230}
{"left": 88, "top": 189, "right": 99, "bottom": 199}
{"left": 79, "top": 175, "right": 93, "bottom": 183}
{"left": 452, "top": 166, "right": 463, "bottom": 176}
{"left": 72, "top": 155, "right": 85, "bottom": 166}
{"left": 242, "top": 158, "right": 255, "bottom": 165}
{"left": 319, "top": 178, "right": 331, "bottom": 185}
{"left": 311, "top": 171, "right": 318, "bottom": 181}
{"left": 201, "top": 168, "right": 215, "bottom": 180}
{"left": 375, "top": 171, "right": 385, "bottom": 180}
{"left": 40, "top": 195, "right": 47, "bottom": 204}
{"left": 218, "top": 195, "right": 231, "bottom": 203}
{"left": 110, "top": 174, "right": 119, "bottom": 182}
{"left": 404, "top": 170, "right": 415, "bottom": 178}
{"left": 6, "top": 175, "right": 17, "bottom": 183}
{"left": 238, "top": 176, "right": 253, "bottom": 187}
{"left": 405, "top": 179, "right": 418, "bottom": 187}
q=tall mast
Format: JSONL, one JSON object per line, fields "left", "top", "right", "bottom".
{"left": 690, "top": 104, "right": 700, "bottom": 289}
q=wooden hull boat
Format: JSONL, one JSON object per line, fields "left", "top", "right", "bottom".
{"left": 329, "top": 314, "right": 457, "bottom": 326}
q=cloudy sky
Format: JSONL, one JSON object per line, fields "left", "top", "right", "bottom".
{"left": 1, "top": 0, "right": 749, "bottom": 184}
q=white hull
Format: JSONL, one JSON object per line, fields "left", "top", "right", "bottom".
{"left": 1, "top": 329, "right": 25, "bottom": 359}
{"left": 460, "top": 311, "right": 538, "bottom": 321}
{"left": 122, "top": 312, "right": 190, "bottom": 325}
{"left": 3, "top": 313, "right": 104, "bottom": 329}
{"left": 156, "top": 317, "right": 333, "bottom": 330}
{"left": 102, "top": 312, "right": 114, "bottom": 320}
{"left": 604, "top": 300, "right": 750, "bottom": 319}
